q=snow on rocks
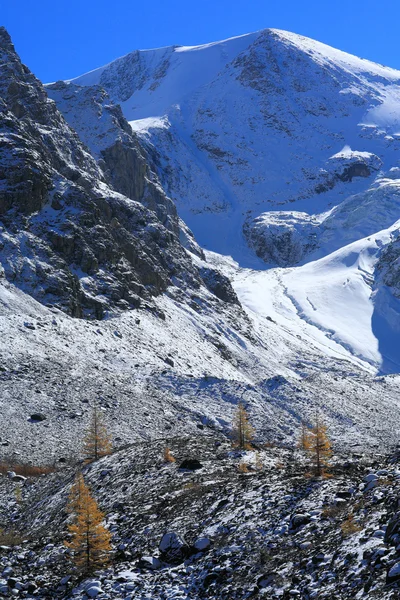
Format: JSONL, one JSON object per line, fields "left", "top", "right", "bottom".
{"left": 0, "top": 437, "right": 399, "bottom": 598}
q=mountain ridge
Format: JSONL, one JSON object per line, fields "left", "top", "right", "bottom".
{"left": 52, "top": 27, "right": 400, "bottom": 373}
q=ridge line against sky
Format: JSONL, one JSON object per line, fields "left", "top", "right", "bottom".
{"left": 1, "top": 0, "right": 398, "bottom": 82}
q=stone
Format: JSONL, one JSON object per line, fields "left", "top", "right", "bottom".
{"left": 85, "top": 581, "right": 102, "bottom": 598}
{"left": 159, "top": 532, "right": 190, "bottom": 564}
{"left": 138, "top": 556, "right": 161, "bottom": 570}
{"left": 11, "top": 475, "right": 26, "bottom": 483}
{"left": 194, "top": 537, "right": 211, "bottom": 551}
{"left": 387, "top": 561, "right": 400, "bottom": 585}
{"left": 29, "top": 413, "right": 46, "bottom": 422}
{"left": 290, "top": 513, "right": 311, "bottom": 529}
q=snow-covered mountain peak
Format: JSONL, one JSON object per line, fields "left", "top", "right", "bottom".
{"left": 46, "top": 28, "right": 400, "bottom": 373}
{"left": 64, "top": 28, "right": 400, "bottom": 269}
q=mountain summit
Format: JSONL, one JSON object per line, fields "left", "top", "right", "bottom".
{"left": 65, "top": 28, "right": 400, "bottom": 262}
{"left": 51, "top": 29, "right": 400, "bottom": 373}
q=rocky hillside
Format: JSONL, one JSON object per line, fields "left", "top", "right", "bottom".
{"left": 2, "top": 437, "right": 400, "bottom": 599}
{"left": 2, "top": 26, "right": 400, "bottom": 465}
{"left": 0, "top": 26, "right": 200, "bottom": 319}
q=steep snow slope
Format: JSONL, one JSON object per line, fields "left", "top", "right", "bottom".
{"left": 63, "top": 29, "right": 400, "bottom": 375}
{"left": 69, "top": 29, "right": 400, "bottom": 266}
{"left": 230, "top": 222, "right": 400, "bottom": 374}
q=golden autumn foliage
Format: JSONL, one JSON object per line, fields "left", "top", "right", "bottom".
{"left": 297, "top": 421, "right": 312, "bottom": 451}
{"left": 232, "top": 402, "right": 254, "bottom": 450}
{"left": 83, "top": 407, "right": 112, "bottom": 464}
{"left": 65, "top": 473, "right": 112, "bottom": 574}
{"left": 341, "top": 514, "right": 362, "bottom": 537}
{"left": 237, "top": 460, "right": 249, "bottom": 473}
{"left": 307, "top": 413, "right": 332, "bottom": 477}
{"left": 163, "top": 447, "right": 175, "bottom": 463}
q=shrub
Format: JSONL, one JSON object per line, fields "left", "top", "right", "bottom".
{"left": 341, "top": 514, "right": 362, "bottom": 537}
{"left": 0, "top": 462, "right": 56, "bottom": 477}
{"left": 163, "top": 447, "right": 175, "bottom": 463}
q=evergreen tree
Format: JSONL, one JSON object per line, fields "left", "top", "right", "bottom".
{"left": 65, "top": 473, "right": 112, "bottom": 574}
{"left": 83, "top": 407, "right": 112, "bottom": 463}
{"left": 232, "top": 402, "right": 254, "bottom": 450}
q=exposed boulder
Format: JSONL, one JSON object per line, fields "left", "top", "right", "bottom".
{"left": 200, "top": 267, "right": 240, "bottom": 305}
{"left": 179, "top": 458, "right": 203, "bottom": 471}
{"left": 29, "top": 413, "right": 46, "bottom": 423}
{"left": 159, "top": 532, "right": 191, "bottom": 564}
{"left": 290, "top": 513, "right": 311, "bottom": 529}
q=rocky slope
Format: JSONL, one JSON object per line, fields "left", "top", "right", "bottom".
{"left": 0, "top": 27, "right": 201, "bottom": 319}
{"left": 2, "top": 437, "right": 400, "bottom": 599}
{"left": 2, "top": 26, "right": 400, "bottom": 465}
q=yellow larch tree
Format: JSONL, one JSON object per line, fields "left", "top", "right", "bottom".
{"left": 232, "top": 402, "right": 254, "bottom": 450}
{"left": 308, "top": 413, "right": 332, "bottom": 477}
{"left": 65, "top": 473, "right": 112, "bottom": 574}
{"left": 163, "top": 446, "right": 175, "bottom": 463}
{"left": 83, "top": 407, "right": 112, "bottom": 464}
{"left": 298, "top": 421, "right": 312, "bottom": 451}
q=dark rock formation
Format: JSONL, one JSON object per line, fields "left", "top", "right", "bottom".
{"left": 200, "top": 267, "right": 240, "bottom": 305}
{"left": 0, "top": 28, "right": 200, "bottom": 318}
{"left": 46, "top": 81, "right": 180, "bottom": 236}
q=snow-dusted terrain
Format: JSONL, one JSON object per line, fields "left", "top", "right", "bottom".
{"left": 2, "top": 26, "right": 400, "bottom": 455}
{"left": 63, "top": 28, "right": 400, "bottom": 376}
{"left": 4, "top": 24, "right": 400, "bottom": 600}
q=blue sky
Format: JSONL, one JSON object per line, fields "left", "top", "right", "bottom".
{"left": 1, "top": 0, "right": 398, "bottom": 82}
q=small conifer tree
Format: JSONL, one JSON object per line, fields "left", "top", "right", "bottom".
{"left": 65, "top": 473, "right": 112, "bottom": 574}
{"left": 308, "top": 412, "right": 332, "bottom": 477}
{"left": 232, "top": 402, "right": 254, "bottom": 450}
{"left": 83, "top": 407, "right": 112, "bottom": 464}
{"left": 15, "top": 485, "right": 22, "bottom": 505}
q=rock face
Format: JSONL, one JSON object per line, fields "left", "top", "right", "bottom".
{"left": 0, "top": 28, "right": 199, "bottom": 318}
{"left": 376, "top": 236, "right": 400, "bottom": 297}
{"left": 199, "top": 267, "right": 240, "bottom": 305}
{"left": 46, "top": 82, "right": 180, "bottom": 236}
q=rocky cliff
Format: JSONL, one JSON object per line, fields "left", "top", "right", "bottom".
{"left": 0, "top": 27, "right": 201, "bottom": 318}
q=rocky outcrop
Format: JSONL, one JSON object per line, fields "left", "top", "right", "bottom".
{"left": 46, "top": 81, "right": 180, "bottom": 236}
{"left": 199, "top": 267, "right": 240, "bottom": 304}
{"left": 0, "top": 28, "right": 199, "bottom": 318}
{"left": 375, "top": 235, "right": 400, "bottom": 296}
{"left": 244, "top": 212, "right": 319, "bottom": 266}
{"left": 314, "top": 150, "right": 382, "bottom": 194}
